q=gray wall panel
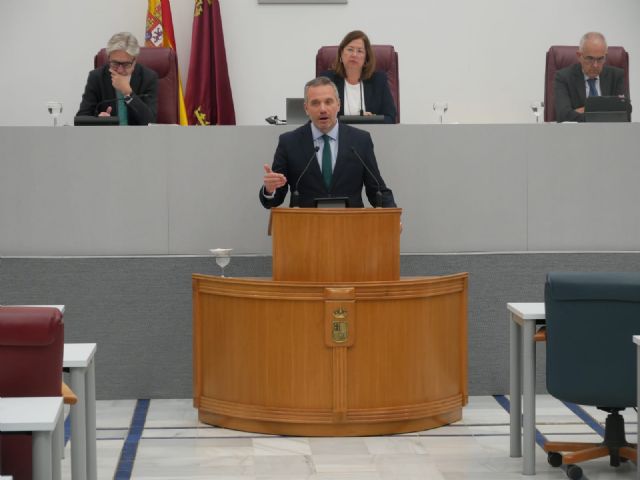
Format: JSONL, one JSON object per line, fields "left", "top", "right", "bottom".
{"left": 2, "top": 124, "right": 640, "bottom": 256}
{"left": 0, "top": 127, "right": 169, "bottom": 255}
{"left": 527, "top": 123, "right": 640, "bottom": 250}
{"left": 166, "top": 126, "right": 281, "bottom": 254}
{"left": 366, "top": 125, "right": 529, "bottom": 252}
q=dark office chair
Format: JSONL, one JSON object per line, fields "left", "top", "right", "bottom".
{"left": 543, "top": 46, "right": 630, "bottom": 122}
{"left": 0, "top": 307, "right": 64, "bottom": 480}
{"left": 543, "top": 272, "right": 638, "bottom": 479}
{"left": 316, "top": 45, "right": 400, "bottom": 123}
{"left": 95, "top": 47, "right": 180, "bottom": 124}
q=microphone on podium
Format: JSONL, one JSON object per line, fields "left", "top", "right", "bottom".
{"left": 351, "top": 147, "right": 382, "bottom": 208}
{"left": 292, "top": 146, "right": 320, "bottom": 207}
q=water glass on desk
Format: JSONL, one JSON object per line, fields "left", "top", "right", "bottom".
{"left": 47, "top": 101, "right": 63, "bottom": 127}
{"left": 529, "top": 101, "right": 544, "bottom": 123}
{"left": 433, "top": 101, "right": 449, "bottom": 124}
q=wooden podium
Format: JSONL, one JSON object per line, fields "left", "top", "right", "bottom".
{"left": 193, "top": 208, "right": 468, "bottom": 436}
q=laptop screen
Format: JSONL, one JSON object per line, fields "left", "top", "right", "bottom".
{"left": 584, "top": 96, "right": 631, "bottom": 123}
{"left": 286, "top": 98, "right": 307, "bottom": 125}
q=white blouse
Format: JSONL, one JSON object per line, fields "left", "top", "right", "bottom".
{"left": 343, "top": 81, "right": 365, "bottom": 115}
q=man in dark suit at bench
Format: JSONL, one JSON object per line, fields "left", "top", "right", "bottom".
{"left": 554, "top": 32, "right": 626, "bottom": 123}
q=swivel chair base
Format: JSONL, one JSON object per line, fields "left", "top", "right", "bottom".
{"left": 544, "top": 409, "right": 637, "bottom": 479}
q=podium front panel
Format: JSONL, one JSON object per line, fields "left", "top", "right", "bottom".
{"left": 271, "top": 208, "right": 401, "bottom": 282}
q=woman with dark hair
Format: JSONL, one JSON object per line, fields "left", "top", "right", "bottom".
{"left": 320, "top": 30, "right": 397, "bottom": 124}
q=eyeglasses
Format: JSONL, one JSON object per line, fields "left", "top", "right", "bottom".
{"left": 344, "top": 47, "right": 366, "bottom": 57}
{"left": 109, "top": 60, "right": 135, "bottom": 69}
{"left": 582, "top": 55, "right": 607, "bottom": 65}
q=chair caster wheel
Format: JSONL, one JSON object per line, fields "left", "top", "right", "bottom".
{"left": 548, "top": 452, "right": 562, "bottom": 467}
{"left": 566, "top": 464, "right": 583, "bottom": 480}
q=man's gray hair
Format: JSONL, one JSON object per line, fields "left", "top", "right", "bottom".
{"left": 304, "top": 77, "right": 340, "bottom": 103}
{"left": 579, "top": 32, "right": 607, "bottom": 52}
{"left": 106, "top": 32, "right": 141, "bottom": 58}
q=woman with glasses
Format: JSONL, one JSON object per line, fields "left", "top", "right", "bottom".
{"left": 320, "top": 30, "right": 397, "bottom": 124}
{"left": 77, "top": 32, "right": 158, "bottom": 125}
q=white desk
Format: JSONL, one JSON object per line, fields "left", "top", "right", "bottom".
{"left": 0, "top": 396, "right": 63, "bottom": 480}
{"left": 508, "top": 302, "right": 546, "bottom": 475}
{"left": 64, "top": 343, "right": 97, "bottom": 480}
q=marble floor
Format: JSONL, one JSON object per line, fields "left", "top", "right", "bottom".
{"left": 57, "top": 395, "right": 638, "bottom": 480}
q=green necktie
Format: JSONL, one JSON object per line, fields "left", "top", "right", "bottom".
{"left": 322, "top": 134, "right": 332, "bottom": 189}
{"left": 116, "top": 92, "right": 129, "bottom": 126}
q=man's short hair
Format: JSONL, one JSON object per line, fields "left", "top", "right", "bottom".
{"left": 579, "top": 32, "right": 608, "bottom": 52}
{"left": 106, "top": 32, "right": 141, "bottom": 58}
{"left": 304, "top": 77, "right": 340, "bottom": 103}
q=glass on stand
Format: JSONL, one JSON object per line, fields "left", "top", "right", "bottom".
{"left": 46, "top": 101, "right": 63, "bottom": 127}
{"left": 433, "top": 101, "right": 449, "bottom": 124}
{"left": 209, "top": 248, "right": 233, "bottom": 277}
{"left": 530, "top": 101, "right": 544, "bottom": 123}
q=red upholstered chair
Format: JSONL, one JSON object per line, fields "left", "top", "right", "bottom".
{"left": 95, "top": 47, "right": 180, "bottom": 124}
{"left": 544, "top": 45, "right": 630, "bottom": 122}
{"left": 316, "top": 45, "right": 400, "bottom": 123}
{"left": 0, "top": 307, "right": 64, "bottom": 480}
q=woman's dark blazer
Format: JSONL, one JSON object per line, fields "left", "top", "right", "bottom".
{"left": 320, "top": 70, "right": 397, "bottom": 124}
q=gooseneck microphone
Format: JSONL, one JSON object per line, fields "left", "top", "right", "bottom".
{"left": 351, "top": 146, "right": 382, "bottom": 208}
{"left": 359, "top": 81, "right": 364, "bottom": 116}
{"left": 292, "top": 146, "right": 320, "bottom": 207}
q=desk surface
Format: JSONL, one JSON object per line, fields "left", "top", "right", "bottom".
{"left": 507, "top": 302, "right": 545, "bottom": 319}
{"left": 63, "top": 343, "right": 97, "bottom": 368}
{"left": 0, "top": 397, "right": 63, "bottom": 431}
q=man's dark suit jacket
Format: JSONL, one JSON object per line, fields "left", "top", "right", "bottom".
{"left": 320, "top": 70, "right": 397, "bottom": 124}
{"left": 77, "top": 63, "right": 158, "bottom": 125}
{"left": 554, "top": 63, "right": 626, "bottom": 122}
{"left": 259, "top": 122, "right": 396, "bottom": 209}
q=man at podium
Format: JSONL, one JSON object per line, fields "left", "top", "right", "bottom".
{"left": 260, "top": 77, "right": 396, "bottom": 209}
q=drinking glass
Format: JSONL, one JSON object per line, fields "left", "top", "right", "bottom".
{"left": 209, "top": 248, "right": 232, "bottom": 277}
{"left": 530, "top": 101, "right": 544, "bottom": 123}
{"left": 433, "top": 102, "right": 449, "bottom": 124}
{"left": 47, "top": 101, "right": 63, "bottom": 127}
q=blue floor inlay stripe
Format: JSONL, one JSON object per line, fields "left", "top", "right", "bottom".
{"left": 493, "top": 394, "right": 548, "bottom": 448}
{"left": 64, "top": 412, "right": 71, "bottom": 446}
{"left": 114, "top": 398, "right": 151, "bottom": 480}
{"left": 562, "top": 401, "right": 606, "bottom": 437}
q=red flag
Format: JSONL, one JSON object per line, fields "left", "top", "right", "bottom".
{"left": 185, "top": 0, "right": 236, "bottom": 126}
